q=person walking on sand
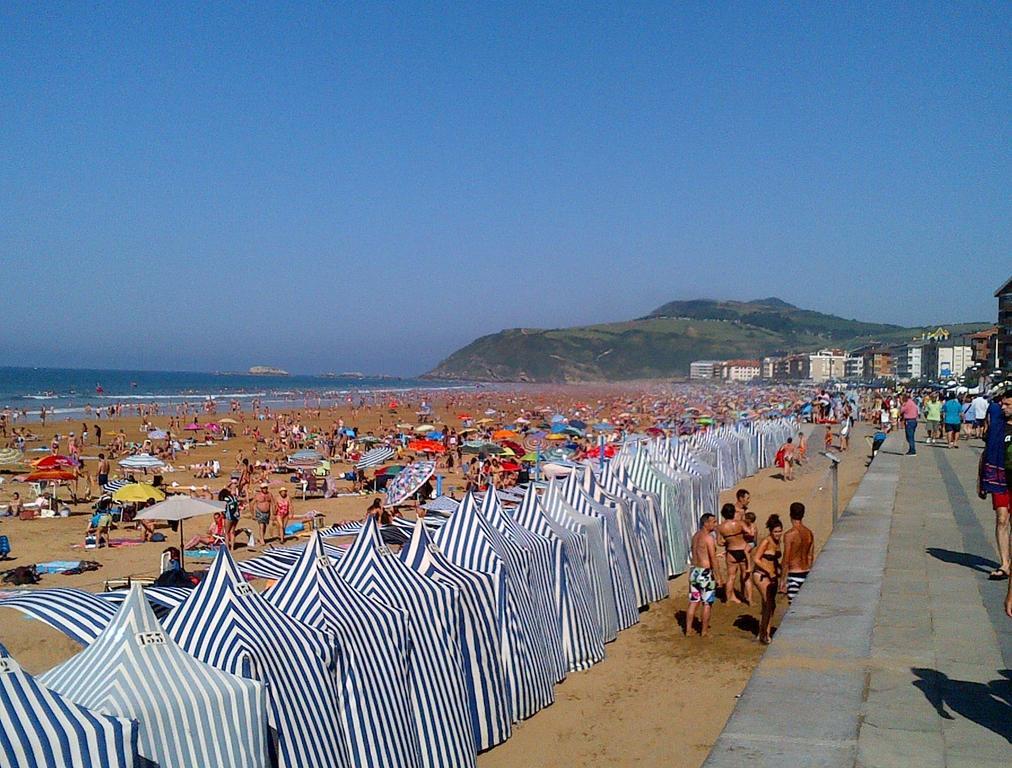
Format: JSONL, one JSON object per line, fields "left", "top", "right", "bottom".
{"left": 717, "top": 502, "right": 751, "bottom": 605}
{"left": 275, "top": 487, "right": 292, "bottom": 544}
{"left": 252, "top": 482, "right": 275, "bottom": 544}
{"left": 686, "top": 513, "right": 720, "bottom": 637}
{"left": 781, "top": 502, "right": 814, "bottom": 604}
{"left": 752, "top": 514, "right": 784, "bottom": 644}
{"left": 777, "top": 438, "right": 796, "bottom": 481}
{"left": 220, "top": 481, "right": 241, "bottom": 549}
{"left": 978, "top": 387, "right": 1012, "bottom": 581}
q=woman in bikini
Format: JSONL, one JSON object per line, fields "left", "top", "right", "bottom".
{"left": 751, "top": 513, "right": 784, "bottom": 645}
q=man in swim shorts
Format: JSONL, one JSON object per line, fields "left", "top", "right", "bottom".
{"left": 781, "top": 501, "right": 814, "bottom": 603}
{"left": 686, "top": 513, "right": 720, "bottom": 637}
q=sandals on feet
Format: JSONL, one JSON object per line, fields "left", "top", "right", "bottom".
{"left": 987, "top": 569, "right": 1010, "bottom": 581}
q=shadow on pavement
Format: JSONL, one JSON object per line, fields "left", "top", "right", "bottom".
{"left": 925, "top": 547, "right": 998, "bottom": 574}
{"left": 911, "top": 667, "right": 1012, "bottom": 743}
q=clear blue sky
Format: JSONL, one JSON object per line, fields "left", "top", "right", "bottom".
{"left": 2, "top": 2, "right": 1009, "bottom": 375}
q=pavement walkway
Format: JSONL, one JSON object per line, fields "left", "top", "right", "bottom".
{"left": 704, "top": 430, "right": 1011, "bottom": 768}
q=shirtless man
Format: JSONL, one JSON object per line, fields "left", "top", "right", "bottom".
{"left": 734, "top": 488, "right": 750, "bottom": 519}
{"left": 781, "top": 501, "right": 815, "bottom": 603}
{"left": 781, "top": 437, "right": 796, "bottom": 481}
{"left": 252, "top": 482, "right": 275, "bottom": 543}
{"left": 717, "top": 502, "right": 752, "bottom": 604}
{"left": 686, "top": 513, "right": 721, "bottom": 637}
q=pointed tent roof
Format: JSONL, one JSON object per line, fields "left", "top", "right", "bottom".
{"left": 435, "top": 492, "right": 556, "bottom": 722}
{"left": 264, "top": 532, "right": 421, "bottom": 768}
{"left": 561, "top": 471, "right": 639, "bottom": 631}
{"left": 337, "top": 515, "right": 476, "bottom": 768}
{"left": 399, "top": 519, "right": 511, "bottom": 750}
{"left": 0, "top": 588, "right": 117, "bottom": 645}
{"left": 582, "top": 466, "right": 668, "bottom": 606}
{"left": 513, "top": 486, "right": 605, "bottom": 671}
{"left": 41, "top": 584, "right": 268, "bottom": 768}
{"left": 541, "top": 480, "right": 620, "bottom": 643}
{"left": 0, "top": 641, "right": 138, "bottom": 768}
{"left": 475, "top": 489, "right": 567, "bottom": 684}
{"left": 161, "top": 547, "right": 350, "bottom": 768}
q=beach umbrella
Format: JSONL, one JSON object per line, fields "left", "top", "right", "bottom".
{"left": 515, "top": 417, "right": 530, "bottom": 424}
{"left": 384, "top": 461, "right": 436, "bottom": 507}
{"left": 218, "top": 417, "right": 238, "bottom": 424}
{"left": 112, "top": 483, "right": 165, "bottom": 503}
{"left": 184, "top": 423, "right": 203, "bottom": 431}
{"left": 483, "top": 409, "right": 497, "bottom": 416}
{"left": 426, "top": 431, "right": 444, "bottom": 439}
{"left": 374, "top": 465, "right": 404, "bottom": 477}
{"left": 521, "top": 452, "right": 538, "bottom": 462}
{"left": 408, "top": 439, "right": 445, "bottom": 454}
{"left": 25, "top": 468, "right": 76, "bottom": 482}
{"left": 476, "top": 418, "right": 493, "bottom": 425}
{"left": 135, "top": 495, "right": 224, "bottom": 569}
{"left": 117, "top": 453, "right": 165, "bottom": 470}
{"left": 0, "top": 641, "right": 139, "bottom": 768}
{"left": 0, "top": 448, "right": 25, "bottom": 466}
{"left": 357, "top": 445, "right": 395, "bottom": 469}
{"left": 492, "top": 429, "right": 519, "bottom": 440}
{"left": 456, "top": 413, "right": 472, "bottom": 419}
{"left": 396, "top": 423, "right": 415, "bottom": 430}
{"left": 358, "top": 435, "right": 381, "bottom": 445}
{"left": 414, "top": 424, "right": 435, "bottom": 433}
{"left": 31, "top": 454, "right": 75, "bottom": 469}
{"left": 568, "top": 419, "right": 587, "bottom": 430}
{"left": 546, "top": 433, "right": 567, "bottom": 441}
{"left": 592, "top": 422, "right": 612, "bottom": 431}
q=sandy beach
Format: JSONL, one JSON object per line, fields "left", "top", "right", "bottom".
{"left": 0, "top": 384, "right": 871, "bottom": 766}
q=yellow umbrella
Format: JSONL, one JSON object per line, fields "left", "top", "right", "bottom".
{"left": 112, "top": 483, "right": 166, "bottom": 503}
{"left": 476, "top": 418, "right": 494, "bottom": 425}
{"left": 498, "top": 447, "right": 516, "bottom": 457}
{"left": 218, "top": 418, "right": 238, "bottom": 424}
{"left": 546, "top": 433, "right": 567, "bottom": 441}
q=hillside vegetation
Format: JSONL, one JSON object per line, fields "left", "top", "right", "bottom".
{"left": 425, "top": 298, "right": 987, "bottom": 382}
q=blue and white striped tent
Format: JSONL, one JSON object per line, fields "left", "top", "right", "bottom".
{"left": 0, "top": 641, "right": 138, "bottom": 768}
{"left": 593, "top": 464, "right": 669, "bottom": 603}
{"left": 0, "top": 588, "right": 118, "bottom": 645}
{"left": 578, "top": 464, "right": 663, "bottom": 609}
{"left": 617, "top": 444, "right": 689, "bottom": 575}
{"left": 265, "top": 532, "right": 422, "bottom": 768}
{"left": 561, "top": 471, "right": 639, "bottom": 631}
{"left": 513, "top": 486, "right": 604, "bottom": 671}
{"left": 337, "top": 516, "right": 477, "bottom": 768}
{"left": 162, "top": 548, "right": 351, "bottom": 768}
{"left": 606, "top": 463, "right": 672, "bottom": 574}
{"left": 476, "top": 489, "right": 567, "bottom": 684}
{"left": 434, "top": 492, "right": 556, "bottom": 722}
{"left": 41, "top": 584, "right": 269, "bottom": 768}
{"left": 541, "top": 480, "right": 619, "bottom": 643}
{"left": 399, "top": 518, "right": 511, "bottom": 750}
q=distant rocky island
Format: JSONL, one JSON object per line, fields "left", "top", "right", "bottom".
{"left": 248, "top": 366, "right": 289, "bottom": 376}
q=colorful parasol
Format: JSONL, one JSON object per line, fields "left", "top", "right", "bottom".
{"left": 384, "top": 461, "right": 436, "bottom": 507}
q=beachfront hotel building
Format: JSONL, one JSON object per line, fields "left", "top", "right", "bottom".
{"left": 689, "top": 360, "right": 722, "bottom": 380}
{"left": 997, "top": 275, "right": 1012, "bottom": 370}
{"left": 970, "top": 327, "right": 999, "bottom": 369}
{"left": 721, "top": 359, "right": 762, "bottom": 382}
{"left": 807, "top": 349, "right": 848, "bottom": 382}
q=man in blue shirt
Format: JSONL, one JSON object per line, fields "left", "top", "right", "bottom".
{"left": 941, "top": 392, "right": 963, "bottom": 449}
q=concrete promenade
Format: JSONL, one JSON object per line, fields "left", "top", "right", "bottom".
{"left": 703, "top": 431, "right": 1011, "bottom": 768}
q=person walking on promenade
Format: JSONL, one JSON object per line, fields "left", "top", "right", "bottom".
{"left": 781, "top": 502, "right": 815, "bottom": 603}
{"left": 924, "top": 393, "right": 942, "bottom": 445}
{"left": 686, "top": 513, "right": 720, "bottom": 637}
{"left": 941, "top": 392, "right": 963, "bottom": 449}
{"left": 978, "top": 387, "right": 1012, "bottom": 581}
{"left": 752, "top": 514, "right": 784, "bottom": 645}
{"left": 900, "top": 394, "right": 919, "bottom": 455}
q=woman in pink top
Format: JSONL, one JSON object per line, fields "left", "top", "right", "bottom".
{"left": 900, "top": 395, "right": 919, "bottom": 455}
{"left": 275, "top": 487, "right": 292, "bottom": 543}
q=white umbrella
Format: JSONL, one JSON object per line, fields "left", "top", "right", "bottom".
{"left": 135, "top": 496, "right": 225, "bottom": 569}
{"left": 118, "top": 454, "right": 165, "bottom": 471}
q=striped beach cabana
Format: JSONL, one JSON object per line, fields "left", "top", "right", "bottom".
{"left": 541, "top": 480, "right": 620, "bottom": 643}
{"left": 337, "top": 516, "right": 477, "bottom": 768}
{"left": 162, "top": 547, "right": 351, "bottom": 768}
{"left": 0, "top": 642, "right": 138, "bottom": 768}
{"left": 41, "top": 584, "right": 269, "bottom": 768}
{"left": 475, "top": 489, "right": 567, "bottom": 684}
{"left": 561, "top": 471, "right": 639, "bottom": 631}
{"left": 593, "top": 464, "right": 669, "bottom": 604}
{"left": 434, "top": 492, "right": 556, "bottom": 722}
{"left": 0, "top": 588, "right": 118, "bottom": 645}
{"left": 265, "top": 532, "right": 422, "bottom": 768}
{"left": 399, "top": 519, "right": 512, "bottom": 750}
{"left": 513, "top": 486, "right": 604, "bottom": 671}
{"left": 618, "top": 444, "right": 688, "bottom": 576}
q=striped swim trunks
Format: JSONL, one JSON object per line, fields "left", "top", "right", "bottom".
{"left": 786, "top": 571, "right": 809, "bottom": 603}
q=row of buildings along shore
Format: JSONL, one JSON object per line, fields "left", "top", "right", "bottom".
{"left": 691, "top": 276, "right": 1012, "bottom": 384}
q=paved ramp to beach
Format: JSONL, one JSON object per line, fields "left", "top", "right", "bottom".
{"left": 704, "top": 432, "right": 1011, "bottom": 768}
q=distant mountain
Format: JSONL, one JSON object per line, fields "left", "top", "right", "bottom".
{"left": 424, "top": 298, "right": 987, "bottom": 382}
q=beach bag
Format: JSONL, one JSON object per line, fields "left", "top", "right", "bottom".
{"left": 774, "top": 447, "right": 786, "bottom": 469}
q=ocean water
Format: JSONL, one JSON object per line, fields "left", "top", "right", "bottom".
{"left": 0, "top": 367, "right": 474, "bottom": 421}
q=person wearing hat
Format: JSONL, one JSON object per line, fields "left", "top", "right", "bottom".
{"left": 252, "top": 481, "right": 275, "bottom": 544}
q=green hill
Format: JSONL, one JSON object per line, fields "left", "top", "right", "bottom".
{"left": 425, "top": 298, "right": 988, "bottom": 382}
